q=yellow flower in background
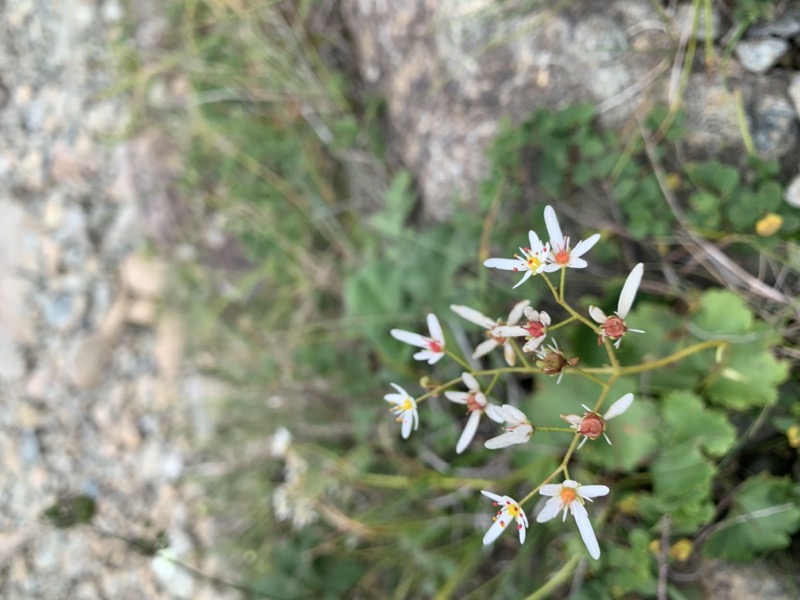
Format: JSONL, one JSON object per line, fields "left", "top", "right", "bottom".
{"left": 755, "top": 213, "right": 783, "bottom": 236}
{"left": 787, "top": 424, "right": 800, "bottom": 448}
{"left": 669, "top": 538, "right": 694, "bottom": 562}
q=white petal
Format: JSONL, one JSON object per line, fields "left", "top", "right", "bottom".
{"left": 571, "top": 233, "right": 601, "bottom": 258}
{"left": 604, "top": 393, "right": 633, "bottom": 420}
{"left": 500, "top": 404, "right": 529, "bottom": 425}
{"left": 456, "top": 411, "right": 481, "bottom": 454}
{"left": 450, "top": 304, "right": 495, "bottom": 329}
{"left": 427, "top": 351, "right": 444, "bottom": 365}
{"left": 444, "top": 391, "right": 469, "bottom": 404}
{"left": 617, "top": 262, "right": 643, "bottom": 318}
{"left": 521, "top": 336, "right": 546, "bottom": 353}
{"left": 484, "top": 404, "right": 504, "bottom": 422}
{"left": 493, "top": 325, "right": 528, "bottom": 338}
{"left": 559, "top": 414, "right": 582, "bottom": 427}
{"left": 427, "top": 313, "right": 443, "bottom": 342}
{"left": 401, "top": 411, "right": 414, "bottom": 439}
{"left": 511, "top": 270, "right": 533, "bottom": 289}
{"left": 384, "top": 393, "right": 403, "bottom": 404}
{"left": 391, "top": 329, "right": 428, "bottom": 348}
{"left": 484, "top": 430, "right": 527, "bottom": 449}
{"left": 536, "top": 496, "right": 564, "bottom": 522}
{"left": 539, "top": 484, "right": 562, "bottom": 497}
{"left": 568, "top": 257, "right": 588, "bottom": 269}
{"left": 503, "top": 342, "right": 516, "bottom": 366}
{"left": 473, "top": 338, "right": 498, "bottom": 359}
{"left": 578, "top": 485, "right": 610, "bottom": 499}
{"left": 588, "top": 306, "right": 608, "bottom": 324}
{"left": 544, "top": 206, "right": 563, "bottom": 248}
{"left": 528, "top": 230, "right": 545, "bottom": 251}
{"left": 413, "top": 407, "right": 419, "bottom": 431}
{"left": 518, "top": 519, "right": 527, "bottom": 544}
{"left": 571, "top": 501, "right": 600, "bottom": 559}
{"left": 485, "top": 403, "right": 505, "bottom": 423}
{"left": 413, "top": 349, "right": 433, "bottom": 362}
{"left": 462, "top": 372, "right": 480, "bottom": 391}
{"left": 508, "top": 300, "right": 530, "bottom": 325}
{"left": 484, "top": 257, "right": 524, "bottom": 271}
{"left": 480, "top": 490, "right": 504, "bottom": 503}
{"left": 482, "top": 516, "right": 507, "bottom": 545}
{"left": 539, "top": 311, "right": 552, "bottom": 326}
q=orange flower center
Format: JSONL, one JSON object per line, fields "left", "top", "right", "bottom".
{"left": 560, "top": 487, "right": 577, "bottom": 504}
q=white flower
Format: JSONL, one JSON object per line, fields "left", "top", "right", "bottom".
{"left": 450, "top": 301, "right": 529, "bottom": 366}
{"left": 384, "top": 383, "right": 419, "bottom": 439}
{"left": 444, "top": 372, "right": 503, "bottom": 454}
{"left": 484, "top": 404, "right": 534, "bottom": 449}
{"left": 589, "top": 263, "right": 645, "bottom": 348}
{"left": 536, "top": 479, "right": 610, "bottom": 559}
{"left": 483, "top": 230, "right": 550, "bottom": 288}
{"left": 492, "top": 307, "right": 552, "bottom": 354}
{"left": 390, "top": 313, "right": 446, "bottom": 364}
{"left": 560, "top": 393, "right": 634, "bottom": 448}
{"left": 480, "top": 491, "right": 529, "bottom": 545}
{"left": 542, "top": 205, "right": 601, "bottom": 271}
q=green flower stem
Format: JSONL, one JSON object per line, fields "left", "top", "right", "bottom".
{"left": 559, "top": 267, "right": 566, "bottom": 303}
{"left": 416, "top": 376, "right": 465, "bottom": 404}
{"left": 511, "top": 338, "right": 531, "bottom": 368}
{"left": 602, "top": 337, "right": 621, "bottom": 370}
{"left": 446, "top": 349, "right": 473, "bottom": 371}
{"left": 536, "top": 426, "right": 575, "bottom": 433}
{"left": 569, "top": 367, "right": 608, "bottom": 388}
{"left": 578, "top": 340, "right": 730, "bottom": 377}
{"left": 522, "top": 554, "right": 582, "bottom": 600}
{"left": 541, "top": 273, "right": 600, "bottom": 334}
{"left": 547, "top": 315, "right": 577, "bottom": 332}
{"left": 357, "top": 472, "right": 497, "bottom": 491}
{"left": 484, "top": 371, "right": 501, "bottom": 395}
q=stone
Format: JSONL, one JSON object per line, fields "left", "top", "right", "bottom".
{"left": 749, "top": 89, "right": 798, "bottom": 160}
{"left": 126, "top": 298, "right": 158, "bottom": 326}
{"left": 673, "top": 3, "right": 722, "bottom": 41}
{"left": 155, "top": 312, "right": 184, "bottom": 380}
{"left": 784, "top": 174, "right": 800, "bottom": 208}
{"left": 43, "top": 289, "right": 87, "bottom": 332}
{"left": 748, "top": 9, "right": 800, "bottom": 38}
{"left": 788, "top": 73, "right": 800, "bottom": 118}
{"left": 734, "top": 38, "right": 789, "bottom": 74}
{"left": 151, "top": 550, "right": 195, "bottom": 599}
{"left": 701, "top": 559, "right": 795, "bottom": 599}
{"left": 119, "top": 253, "right": 167, "bottom": 298}
{"left": 0, "top": 330, "right": 26, "bottom": 381}
{"left": 66, "top": 333, "right": 112, "bottom": 389}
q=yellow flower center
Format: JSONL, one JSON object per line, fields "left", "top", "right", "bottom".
{"left": 400, "top": 398, "right": 413, "bottom": 412}
{"left": 527, "top": 255, "right": 541, "bottom": 271}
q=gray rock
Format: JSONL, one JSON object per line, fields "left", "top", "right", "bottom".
{"left": 749, "top": 88, "right": 798, "bottom": 159}
{"left": 734, "top": 38, "right": 789, "bottom": 74}
{"left": 784, "top": 174, "right": 800, "bottom": 208}
{"left": 43, "top": 290, "right": 86, "bottom": 331}
{"left": 788, "top": 73, "right": 800, "bottom": 118}
{"left": 748, "top": 9, "right": 800, "bottom": 38}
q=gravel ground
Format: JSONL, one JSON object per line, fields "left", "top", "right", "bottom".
{"left": 0, "top": 1, "right": 237, "bottom": 598}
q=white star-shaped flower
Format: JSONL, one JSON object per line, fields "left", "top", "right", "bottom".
{"left": 542, "top": 205, "right": 601, "bottom": 271}
{"left": 480, "top": 490, "right": 529, "bottom": 545}
{"left": 589, "top": 263, "right": 645, "bottom": 348}
{"left": 484, "top": 404, "right": 534, "bottom": 449}
{"left": 444, "top": 372, "right": 503, "bottom": 454}
{"left": 560, "top": 393, "right": 634, "bottom": 448}
{"left": 536, "top": 479, "right": 610, "bottom": 559}
{"left": 483, "top": 230, "right": 550, "bottom": 288}
{"left": 390, "top": 313, "right": 445, "bottom": 364}
{"left": 450, "top": 301, "right": 529, "bottom": 366}
{"left": 492, "top": 307, "right": 552, "bottom": 354}
{"left": 384, "top": 383, "right": 419, "bottom": 439}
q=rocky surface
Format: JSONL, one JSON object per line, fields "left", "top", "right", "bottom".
{"left": 0, "top": 1, "right": 236, "bottom": 598}
{"left": 343, "top": 0, "right": 800, "bottom": 220}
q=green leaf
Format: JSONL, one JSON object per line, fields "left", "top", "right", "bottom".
{"left": 660, "top": 391, "right": 735, "bottom": 457}
{"left": 43, "top": 494, "right": 97, "bottom": 528}
{"left": 703, "top": 475, "right": 800, "bottom": 562}
{"left": 691, "top": 289, "right": 753, "bottom": 335}
{"left": 687, "top": 160, "right": 740, "bottom": 198}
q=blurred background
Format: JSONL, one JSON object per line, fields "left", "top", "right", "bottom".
{"left": 1, "top": 0, "right": 799, "bottom": 598}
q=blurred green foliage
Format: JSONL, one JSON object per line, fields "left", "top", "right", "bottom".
{"left": 159, "top": 1, "right": 800, "bottom": 598}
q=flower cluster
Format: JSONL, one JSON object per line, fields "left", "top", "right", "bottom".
{"left": 382, "top": 205, "right": 645, "bottom": 561}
